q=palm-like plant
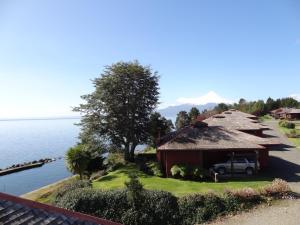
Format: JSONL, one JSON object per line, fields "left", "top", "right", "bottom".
{"left": 65, "top": 145, "right": 89, "bottom": 179}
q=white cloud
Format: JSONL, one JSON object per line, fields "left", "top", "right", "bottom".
{"left": 289, "top": 94, "right": 300, "bottom": 101}
{"left": 176, "top": 91, "right": 234, "bottom": 105}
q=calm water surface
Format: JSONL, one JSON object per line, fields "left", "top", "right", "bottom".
{"left": 0, "top": 118, "right": 80, "bottom": 195}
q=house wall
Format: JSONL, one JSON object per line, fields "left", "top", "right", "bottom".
{"left": 287, "top": 113, "right": 300, "bottom": 120}
{"left": 258, "top": 150, "right": 269, "bottom": 168}
{"left": 157, "top": 149, "right": 269, "bottom": 176}
{"left": 157, "top": 150, "right": 203, "bottom": 177}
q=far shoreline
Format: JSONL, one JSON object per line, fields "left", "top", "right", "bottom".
{"left": 0, "top": 117, "right": 81, "bottom": 122}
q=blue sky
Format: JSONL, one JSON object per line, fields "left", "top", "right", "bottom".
{"left": 0, "top": 0, "right": 299, "bottom": 118}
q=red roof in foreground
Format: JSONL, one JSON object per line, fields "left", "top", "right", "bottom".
{"left": 0, "top": 192, "right": 122, "bottom": 225}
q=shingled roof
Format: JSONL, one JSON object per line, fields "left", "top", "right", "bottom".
{"left": 0, "top": 192, "right": 122, "bottom": 225}
{"left": 158, "top": 123, "right": 265, "bottom": 151}
{"left": 289, "top": 108, "right": 300, "bottom": 114}
{"left": 204, "top": 111, "right": 268, "bottom": 131}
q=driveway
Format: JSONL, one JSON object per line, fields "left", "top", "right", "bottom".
{"left": 209, "top": 199, "right": 300, "bottom": 225}
{"left": 209, "top": 120, "right": 300, "bottom": 225}
{"left": 262, "top": 120, "right": 300, "bottom": 193}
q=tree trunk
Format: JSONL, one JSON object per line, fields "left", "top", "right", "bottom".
{"left": 129, "top": 143, "right": 137, "bottom": 162}
{"left": 124, "top": 143, "right": 130, "bottom": 162}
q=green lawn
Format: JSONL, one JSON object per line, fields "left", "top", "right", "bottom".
{"left": 22, "top": 176, "right": 77, "bottom": 204}
{"left": 259, "top": 114, "right": 273, "bottom": 122}
{"left": 93, "top": 164, "right": 271, "bottom": 197}
{"left": 277, "top": 125, "right": 300, "bottom": 149}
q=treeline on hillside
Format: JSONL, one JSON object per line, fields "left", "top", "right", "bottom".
{"left": 174, "top": 97, "right": 300, "bottom": 130}
{"left": 214, "top": 97, "right": 300, "bottom": 116}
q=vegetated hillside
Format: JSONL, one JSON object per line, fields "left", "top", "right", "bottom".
{"left": 158, "top": 103, "right": 216, "bottom": 118}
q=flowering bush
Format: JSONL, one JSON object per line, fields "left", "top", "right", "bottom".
{"left": 260, "top": 179, "right": 290, "bottom": 197}
{"left": 232, "top": 187, "right": 260, "bottom": 200}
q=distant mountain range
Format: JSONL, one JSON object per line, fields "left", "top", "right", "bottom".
{"left": 158, "top": 103, "right": 217, "bottom": 118}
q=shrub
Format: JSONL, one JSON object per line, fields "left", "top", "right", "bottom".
{"left": 146, "top": 162, "right": 163, "bottom": 177}
{"left": 143, "top": 190, "right": 181, "bottom": 225}
{"left": 170, "top": 164, "right": 189, "bottom": 178}
{"left": 178, "top": 193, "right": 225, "bottom": 224}
{"left": 287, "top": 129, "right": 299, "bottom": 138}
{"left": 105, "top": 153, "right": 126, "bottom": 171}
{"left": 170, "top": 164, "right": 181, "bottom": 177}
{"left": 222, "top": 192, "right": 241, "bottom": 213}
{"left": 260, "top": 179, "right": 290, "bottom": 197}
{"left": 143, "top": 146, "right": 157, "bottom": 153}
{"left": 171, "top": 164, "right": 206, "bottom": 180}
{"left": 224, "top": 188, "right": 262, "bottom": 211}
{"left": 52, "top": 180, "right": 92, "bottom": 204}
{"left": 279, "top": 120, "right": 295, "bottom": 129}
{"left": 55, "top": 179, "right": 180, "bottom": 225}
{"left": 191, "top": 166, "right": 206, "bottom": 180}
{"left": 200, "top": 193, "right": 225, "bottom": 221}
{"left": 125, "top": 173, "right": 144, "bottom": 208}
{"left": 178, "top": 194, "right": 205, "bottom": 225}
{"left": 55, "top": 188, "right": 129, "bottom": 223}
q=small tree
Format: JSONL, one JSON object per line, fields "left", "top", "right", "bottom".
{"left": 147, "top": 112, "right": 174, "bottom": 147}
{"left": 188, "top": 107, "right": 200, "bottom": 122}
{"left": 214, "top": 103, "right": 229, "bottom": 113}
{"left": 175, "top": 111, "right": 190, "bottom": 130}
{"left": 65, "top": 145, "right": 90, "bottom": 179}
{"left": 125, "top": 173, "right": 144, "bottom": 208}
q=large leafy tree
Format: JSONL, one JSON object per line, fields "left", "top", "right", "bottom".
{"left": 74, "top": 61, "right": 159, "bottom": 162}
{"left": 147, "top": 112, "right": 174, "bottom": 147}
{"left": 175, "top": 111, "right": 190, "bottom": 130}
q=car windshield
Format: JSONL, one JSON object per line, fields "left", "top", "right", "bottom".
{"left": 226, "top": 158, "right": 245, "bottom": 163}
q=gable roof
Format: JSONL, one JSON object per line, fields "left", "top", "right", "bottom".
{"left": 158, "top": 124, "right": 265, "bottom": 151}
{"left": 289, "top": 108, "right": 300, "bottom": 114}
{"left": 0, "top": 192, "right": 122, "bottom": 225}
{"left": 204, "top": 113, "right": 267, "bottom": 131}
{"left": 271, "top": 108, "right": 300, "bottom": 115}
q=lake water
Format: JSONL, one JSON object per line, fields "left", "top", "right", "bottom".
{"left": 0, "top": 118, "right": 80, "bottom": 196}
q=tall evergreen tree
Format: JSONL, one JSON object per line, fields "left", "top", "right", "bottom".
{"left": 147, "top": 112, "right": 174, "bottom": 147}
{"left": 175, "top": 111, "right": 190, "bottom": 130}
{"left": 188, "top": 107, "right": 200, "bottom": 122}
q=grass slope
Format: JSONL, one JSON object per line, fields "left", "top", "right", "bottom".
{"left": 277, "top": 124, "right": 300, "bottom": 149}
{"left": 93, "top": 164, "right": 270, "bottom": 197}
{"left": 259, "top": 114, "right": 273, "bottom": 122}
{"left": 22, "top": 176, "right": 76, "bottom": 204}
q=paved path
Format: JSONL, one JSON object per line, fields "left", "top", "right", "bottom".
{"left": 210, "top": 120, "right": 300, "bottom": 225}
{"left": 209, "top": 199, "right": 300, "bottom": 225}
{"left": 263, "top": 120, "right": 300, "bottom": 193}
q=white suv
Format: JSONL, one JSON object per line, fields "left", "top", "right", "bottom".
{"left": 212, "top": 158, "right": 259, "bottom": 175}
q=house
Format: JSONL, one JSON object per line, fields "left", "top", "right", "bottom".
{"left": 284, "top": 108, "right": 300, "bottom": 120}
{"left": 203, "top": 110, "right": 269, "bottom": 137}
{"left": 270, "top": 108, "right": 300, "bottom": 120}
{"left": 0, "top": 192, "right": 122, "bottom": 225}
{"left": 270, "top": 108, "right": 285, "bottom": 119}
{"left": 157, "top": 110, "right": 279, "bottom": 177}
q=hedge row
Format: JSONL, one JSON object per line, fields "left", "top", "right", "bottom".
{"left": 279, "top": 120, "right": 295, "bottom": 129}
{"left": 54, "top": 179, "right": 291, "bottom": 225}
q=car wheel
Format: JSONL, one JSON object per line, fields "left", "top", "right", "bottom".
{"left": 217, "top": 167, "right": 226, "bottom": 175}
{"left": 245, "top": 167, "right": 254, "bottom": 175}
